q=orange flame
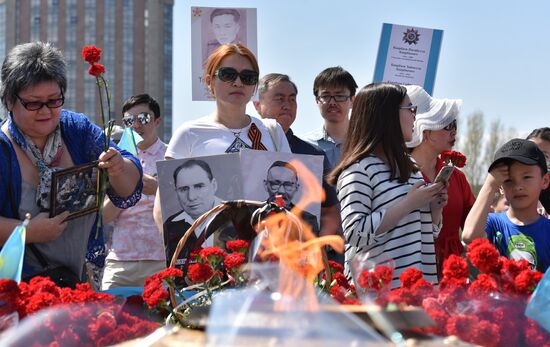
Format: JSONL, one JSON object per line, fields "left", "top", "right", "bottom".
{"left": 256, "top": 160, "right": 343, "bottom": 311}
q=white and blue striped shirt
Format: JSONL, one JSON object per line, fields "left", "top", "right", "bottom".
{"left": 337, "top": 155, "right": 438, "bottom": 288}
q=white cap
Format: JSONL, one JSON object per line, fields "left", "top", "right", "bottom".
{"left": 405, "top": 85, "right": 463, "bottom": 148}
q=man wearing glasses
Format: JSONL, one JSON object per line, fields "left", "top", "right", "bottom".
{"left": 101, "top": 94, "right": 167, "bottom": 290}
{"left": 303, "top": 66, "right": 358, "bottom": 168}
{"left": 264, "top": 160, "right": 320, "bottom": 236}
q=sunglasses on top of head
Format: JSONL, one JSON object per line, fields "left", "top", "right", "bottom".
{"left": 122, "top": 112, "right": 152, "bottom": 127}
{"left": 214, "top": 67, "right": 259, "bottom": 85}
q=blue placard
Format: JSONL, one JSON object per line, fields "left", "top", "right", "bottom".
{"left": 373, "top": 23, "right": 443, "bottom": 95}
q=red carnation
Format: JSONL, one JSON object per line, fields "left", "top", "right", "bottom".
{"left": 446, "top": 315, "right": 477, "bottom": 342}
{"left": 514, "top": 269, "right": 543, "bottom": 294}
{"left": 399, "top": 267, "right": 423, "bottom": 289}
{"left": 82, "top": 45, "right": 102, "bottom": 64}
{"left": 142, "top": 278, "right": 168, "bottom": 309}
{"left": 158, "top": 267, "right": 183, "bottom": 281}
{"left": 374, "top": 265, "right": 393, "bottom": 285}
{"left": 226, "top": 240, "right": 249, "bottom": 254}
{"left": 357, "top": 270, "right": 382, "bottom": 290}
{"left": 441, "top": 150, "right": 467, "bottom": 168}
{"left": 188, "top": 262, "right": 214, "bottom": 283}
{"left": 467, "top": 238, "right": 500, "bottom": 274}
{"left": 442, "top": 254, "right": 469, "bottom": 279}
{"left": 472, "top": 320, "right": 500, "bottom": 347}
{"left": 199, "top": 247, "right": 227, "bottom": 268}
{"left": 467, "top": 273, "right": 499, "bottom": 297}
{"left": 88, "top": 63, "right": 105, "bottom": 77}
{"left": 0, "top": 279, "right": 19, "bottom": 315}
{"left": 328, "top": 260, "right": 344, "bottom": 274}
{"left": 330, "top": 284, "right": 347, "bottom": 303}
{"left": 224, "top": 252, "right": 246, "bottom": 274}
{"left": 333, "top": 272, "right": 351, "bottom": 289}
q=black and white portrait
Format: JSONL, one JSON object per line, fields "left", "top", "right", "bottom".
{"left": 157, "top": 154, "right": 242, "bottom": 267}
{"left": 50, "top": 161, "right": 100, "bottom": 220}
{"left": 191, "top": 6, "right": 258, "bottom": 101}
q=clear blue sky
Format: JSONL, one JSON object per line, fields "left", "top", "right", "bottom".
{"left": 173, "top": 0, "right": 550, "bottom": 138}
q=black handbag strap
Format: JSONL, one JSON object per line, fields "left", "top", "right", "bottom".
{"left": 1, "top": 136, "right": 50, "bottom": 269}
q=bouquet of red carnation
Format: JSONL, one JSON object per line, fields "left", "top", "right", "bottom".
{"left": 142, "top": 240, "right": 251, "bottom": 327}
{"left": 440, "top": 150, "right": 467, "bottom": 168}
{"left": 0, "top": 277, "right": 159, "bottom": 346}
{"left": 387, "top": 239, "right": 549, "bottom": 346}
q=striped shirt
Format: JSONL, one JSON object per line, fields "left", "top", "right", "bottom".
{"left": 337, "top": 155, "right": 438, "bottom": 288}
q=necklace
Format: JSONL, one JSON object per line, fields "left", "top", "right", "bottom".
{"left": 231, "top": 130, "right": 242, "bottom": 138}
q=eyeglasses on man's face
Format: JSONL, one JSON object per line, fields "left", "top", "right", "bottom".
{"left": 267, "top": 180, "right": 296, "bottom": 191}
{"left": 399, "top": 105, "right": 418, "bottom": 114}
{"left": 443, "top": 119, "right": 457, "bottom": 131}
{"left": 316, "top": 95, "right": 352, "bottom": 104}
{"left": 16, "top": 93, "right": 64, "bottom": 111}
{"left": 214, "top": 67, "right": 259, "bottom": 85}
{"left": 122, "top": 112, "right": 152, "bottom": 127}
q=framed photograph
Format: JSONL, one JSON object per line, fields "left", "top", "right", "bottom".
{"left": 50, "top": 161, "right": 101, "bottom": 220}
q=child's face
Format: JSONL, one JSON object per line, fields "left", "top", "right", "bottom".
{"left": 502, "top": 162, "right": 550, "bottom": 210}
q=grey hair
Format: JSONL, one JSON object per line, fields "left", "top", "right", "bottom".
{"left": 1, "top": 41, "right": 67, "bottom": 110}
{"left": 257, "top": 73, "right": 298, "bottom": 98}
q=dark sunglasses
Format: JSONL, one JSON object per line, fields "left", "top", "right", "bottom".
{"left": 16, "top": 93, "right": 64, "bottom": 111}
{"left": 122, "top": 112, "right": 152, "bottom": 127}
{"left": 443, "top": 119, "right": 457, "bottom": 131}
{"left": 214, "top": 67, "right": 259, "bottom": 85}
{"left": 399, "top": 105, "right": 418, "bottom": 114}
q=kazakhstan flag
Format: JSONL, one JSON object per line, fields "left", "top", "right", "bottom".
{"left": 0, "top": 217, "right": 29, "bottom": 283}
{"left": 117, "top": 128, "right": 143, "bottom": 156}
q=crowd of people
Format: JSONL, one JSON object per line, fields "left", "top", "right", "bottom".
{"left": 1, "top": 40, "right": 549, "bottom": 291}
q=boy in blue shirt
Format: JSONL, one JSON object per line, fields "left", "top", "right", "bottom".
{"left": 463, "top": 138, "right": 550, "bottom": 272}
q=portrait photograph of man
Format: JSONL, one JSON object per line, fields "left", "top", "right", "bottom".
{"left": 157, "top": 155, "right": 241, "bottom": 267}
{"left": 240, "top": 149, "right": 323, "bottom": 234}
{"left": 191, "top": 6, "right": 258, "bottom": 101}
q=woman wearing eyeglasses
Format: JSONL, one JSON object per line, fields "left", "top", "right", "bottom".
{"left": 404, "top": 85, "right": 475, "bottom": 278}
{"left": 0, "top": 42, "right": 143, "bottom": 285}
{"left": 165, "top": 43, "right": 290, "bottom": 159}
{"left": 328, "top": 83, "right": 447, "bottom": 288}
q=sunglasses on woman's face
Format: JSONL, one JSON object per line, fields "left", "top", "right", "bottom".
{"left": 122, "top": 112, "right": 152, "bottom": 127}
{"left": 443, "top": 119, "right": 457, "bottom": 131}
{"left": 214, "top": 67, "right": 259, "bottom": 85}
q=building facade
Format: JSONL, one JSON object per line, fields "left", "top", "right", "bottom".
{"left": 0, "top": 0, "right": 173, "bottom": 141}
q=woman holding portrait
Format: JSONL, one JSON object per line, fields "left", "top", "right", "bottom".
{"left": 154, "top": 43, "right": 291, "bottom": 260}
{"left": 0, "top": 42, "right": 143, "bottom": 283}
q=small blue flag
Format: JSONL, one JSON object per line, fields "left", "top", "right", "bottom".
{"left": 525, "top": 267, "right": 550, "bottom": 333}
{"left": 117, "top": 128, "right": 143, "bottom": 156}
{"left": 0, "top": 217, "right": 29, "bottom": 283}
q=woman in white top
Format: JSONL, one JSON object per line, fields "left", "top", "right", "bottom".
{"left": 328, "top": 83, "right": 447, "bottom": 288}
{"left": 166, "top": 43, "right": 290, "bottom": 158}
{"left": 154, "top": 43, "right": 290, "bottom": 231}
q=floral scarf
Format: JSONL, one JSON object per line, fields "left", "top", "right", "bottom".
{"left": 8, "top": 114, "right": 63, "bottom": 210}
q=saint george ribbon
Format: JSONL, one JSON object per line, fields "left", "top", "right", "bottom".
{"left": 247, "top": 122, "right": 267, "bottom": 150}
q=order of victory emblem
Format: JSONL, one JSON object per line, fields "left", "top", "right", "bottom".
{"left": 402, "top": 28, "right": 420, "bottom": 45}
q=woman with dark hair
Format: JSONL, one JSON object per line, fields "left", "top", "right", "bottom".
{"left": 0, "top": 42, "right": 142, "bottom": 284}
{"left": 328, "top": 83, "right": 447, "bottom": 288}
